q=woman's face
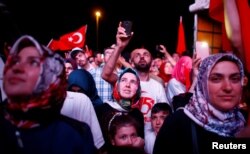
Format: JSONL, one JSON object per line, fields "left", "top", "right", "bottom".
{"left": 4, "top": 46, "right": 41, "bottom": 98}
{"left": 111, "top": 125, "right": 138, "bottom": 146}
{"left": 154, "top": 58, "right": 162, "bottom": 68}
{"left": 208, "top": 61, "right": 242, "bottom": 111}
{"left": 119, "top": 72, "right": 138, "bottom": 99}
{"left": 150, "top": 60, "right": 159, "bottom": 75}
{"left": 65, "top": 62, "right": 74, "bottom": 78}
{"left": 164, "top": 62, "right": 173, "bottom": 75}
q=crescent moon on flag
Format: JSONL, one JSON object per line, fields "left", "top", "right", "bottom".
{"left": 72, "top": 32, "right": 83, "bottom": 44}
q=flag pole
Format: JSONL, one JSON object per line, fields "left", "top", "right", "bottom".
{"left": 193, "top": 13, "right": 198, "bottom": 54}
{"left": 46, "top": 39, "right": 53, "bottom": 47}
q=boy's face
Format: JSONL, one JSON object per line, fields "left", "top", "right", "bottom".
{"left": 151, "top": 111, "right": 169, "bottom": 134}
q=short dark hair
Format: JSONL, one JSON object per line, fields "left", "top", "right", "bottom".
{"left": 151, "top": 103, "right": 172, "bottom": 115}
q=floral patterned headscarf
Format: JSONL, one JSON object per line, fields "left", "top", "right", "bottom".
{"left": 184, "top": 53, "right": 245, "bottom": 137}
{"left": 3, "top": 35, "right": 67, "bottom": 128}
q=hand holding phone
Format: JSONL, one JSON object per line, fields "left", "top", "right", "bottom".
{"left": 156, "top": 45, "right": 162, "bottom": 51}
{"left": 121, "top": 20, "right": 133, "bottom": 36}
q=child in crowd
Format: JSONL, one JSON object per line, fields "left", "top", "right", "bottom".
{"left": 144, "top": 103, "right": 172, "bottom": 154}
{"left": 108, "top": 113, "right": 144, "bottom": 149}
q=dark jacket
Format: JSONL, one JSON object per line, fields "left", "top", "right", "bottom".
{"left": 0, "top": 114, "right": 97, "bottom": 154}
{"left": 153, "top": 109, "right": 250, "bottom": 154}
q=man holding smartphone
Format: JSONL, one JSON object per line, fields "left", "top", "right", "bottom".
{"left": 101, "top": 21, "right": 169, "bottom": 131}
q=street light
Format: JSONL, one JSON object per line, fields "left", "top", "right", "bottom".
{"left": 95, "top": 10, "right": 101, "bottom": 51}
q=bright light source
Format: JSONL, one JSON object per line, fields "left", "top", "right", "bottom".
{"left": 201, "top": 41, "right": 208, "bottom": 48}
{"left": 95, "top": 11, "right": 101, "bottom": 17}
{"left": 196, "top": 41, "right": 210, "bottom": 60}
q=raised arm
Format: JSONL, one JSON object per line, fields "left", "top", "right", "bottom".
{"left": 158, "top": 44, "right": 176, "bottom": 66}
{"left": 223, "top": 0, "right": 243, "bottom": 56}
{"left": 118, "top": 56, "right": 132, "bottom": 68}
{"left": 188, "top": 52, "right": 201, "bottom": 93}
{"left": 101, "top": 22, "right": 133, "bottom": 85}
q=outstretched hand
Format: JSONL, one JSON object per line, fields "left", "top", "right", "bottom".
{"left": 158, "top": 44, "right": 168, "bottom": 54}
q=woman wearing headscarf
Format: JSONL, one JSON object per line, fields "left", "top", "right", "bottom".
{"left": 165, "top": 56, "right": 193, "bottom": 105}
{"left": 67, "top": 69, "right": 103, "bottom": 108}
{"left": 153, "top": 53, "right": 248, "bottom": 154}
{"left": 157, "top": 61, "right": 173, "bottom": 87}
{"left": 95, "top": 68, "right": 144, "bottom": 152}
{"left": 0, "top": 35, "right": 96, "bottom": 154}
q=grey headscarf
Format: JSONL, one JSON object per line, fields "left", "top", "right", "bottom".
{"left": 8, "top": 35, "right": 65, "bottom": 94}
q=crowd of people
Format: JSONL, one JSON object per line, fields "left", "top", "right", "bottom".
{"left": 0, "top": 0, "right": 249, "bottom": 153}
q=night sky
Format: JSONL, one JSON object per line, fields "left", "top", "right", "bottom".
{"left": 1, "top": 0, "right": 195, "bottom": 57}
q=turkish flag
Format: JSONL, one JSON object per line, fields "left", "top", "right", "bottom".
{"left": 84, "top": 45, "right": 93, "bottom": 58}
{"left": 47, "top": 25, "right": 87, "bottom": 51}
{"left": 176, "top": 16, "right": 186, "bottom": 55}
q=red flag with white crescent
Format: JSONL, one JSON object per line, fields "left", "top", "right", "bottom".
{"left": 47, "top": 25, "right": 87, "bottom": 51}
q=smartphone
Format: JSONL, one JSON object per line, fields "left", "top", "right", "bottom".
{"left": 121, "top": 20, "right": 133, "bottom": 36}
{"left": 195, "top": 41, "right": 210, "bottom": 60}
{"left": 155, "top": 45, "right": 161, "bottom": 51}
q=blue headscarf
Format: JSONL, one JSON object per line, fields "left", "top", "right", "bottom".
{"left": 67, "top": 69, "right": 103, "bottom": 107}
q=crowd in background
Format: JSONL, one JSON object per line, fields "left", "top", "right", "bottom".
{"left": 0, "top": 0, "right": 250, "bottom": 154}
